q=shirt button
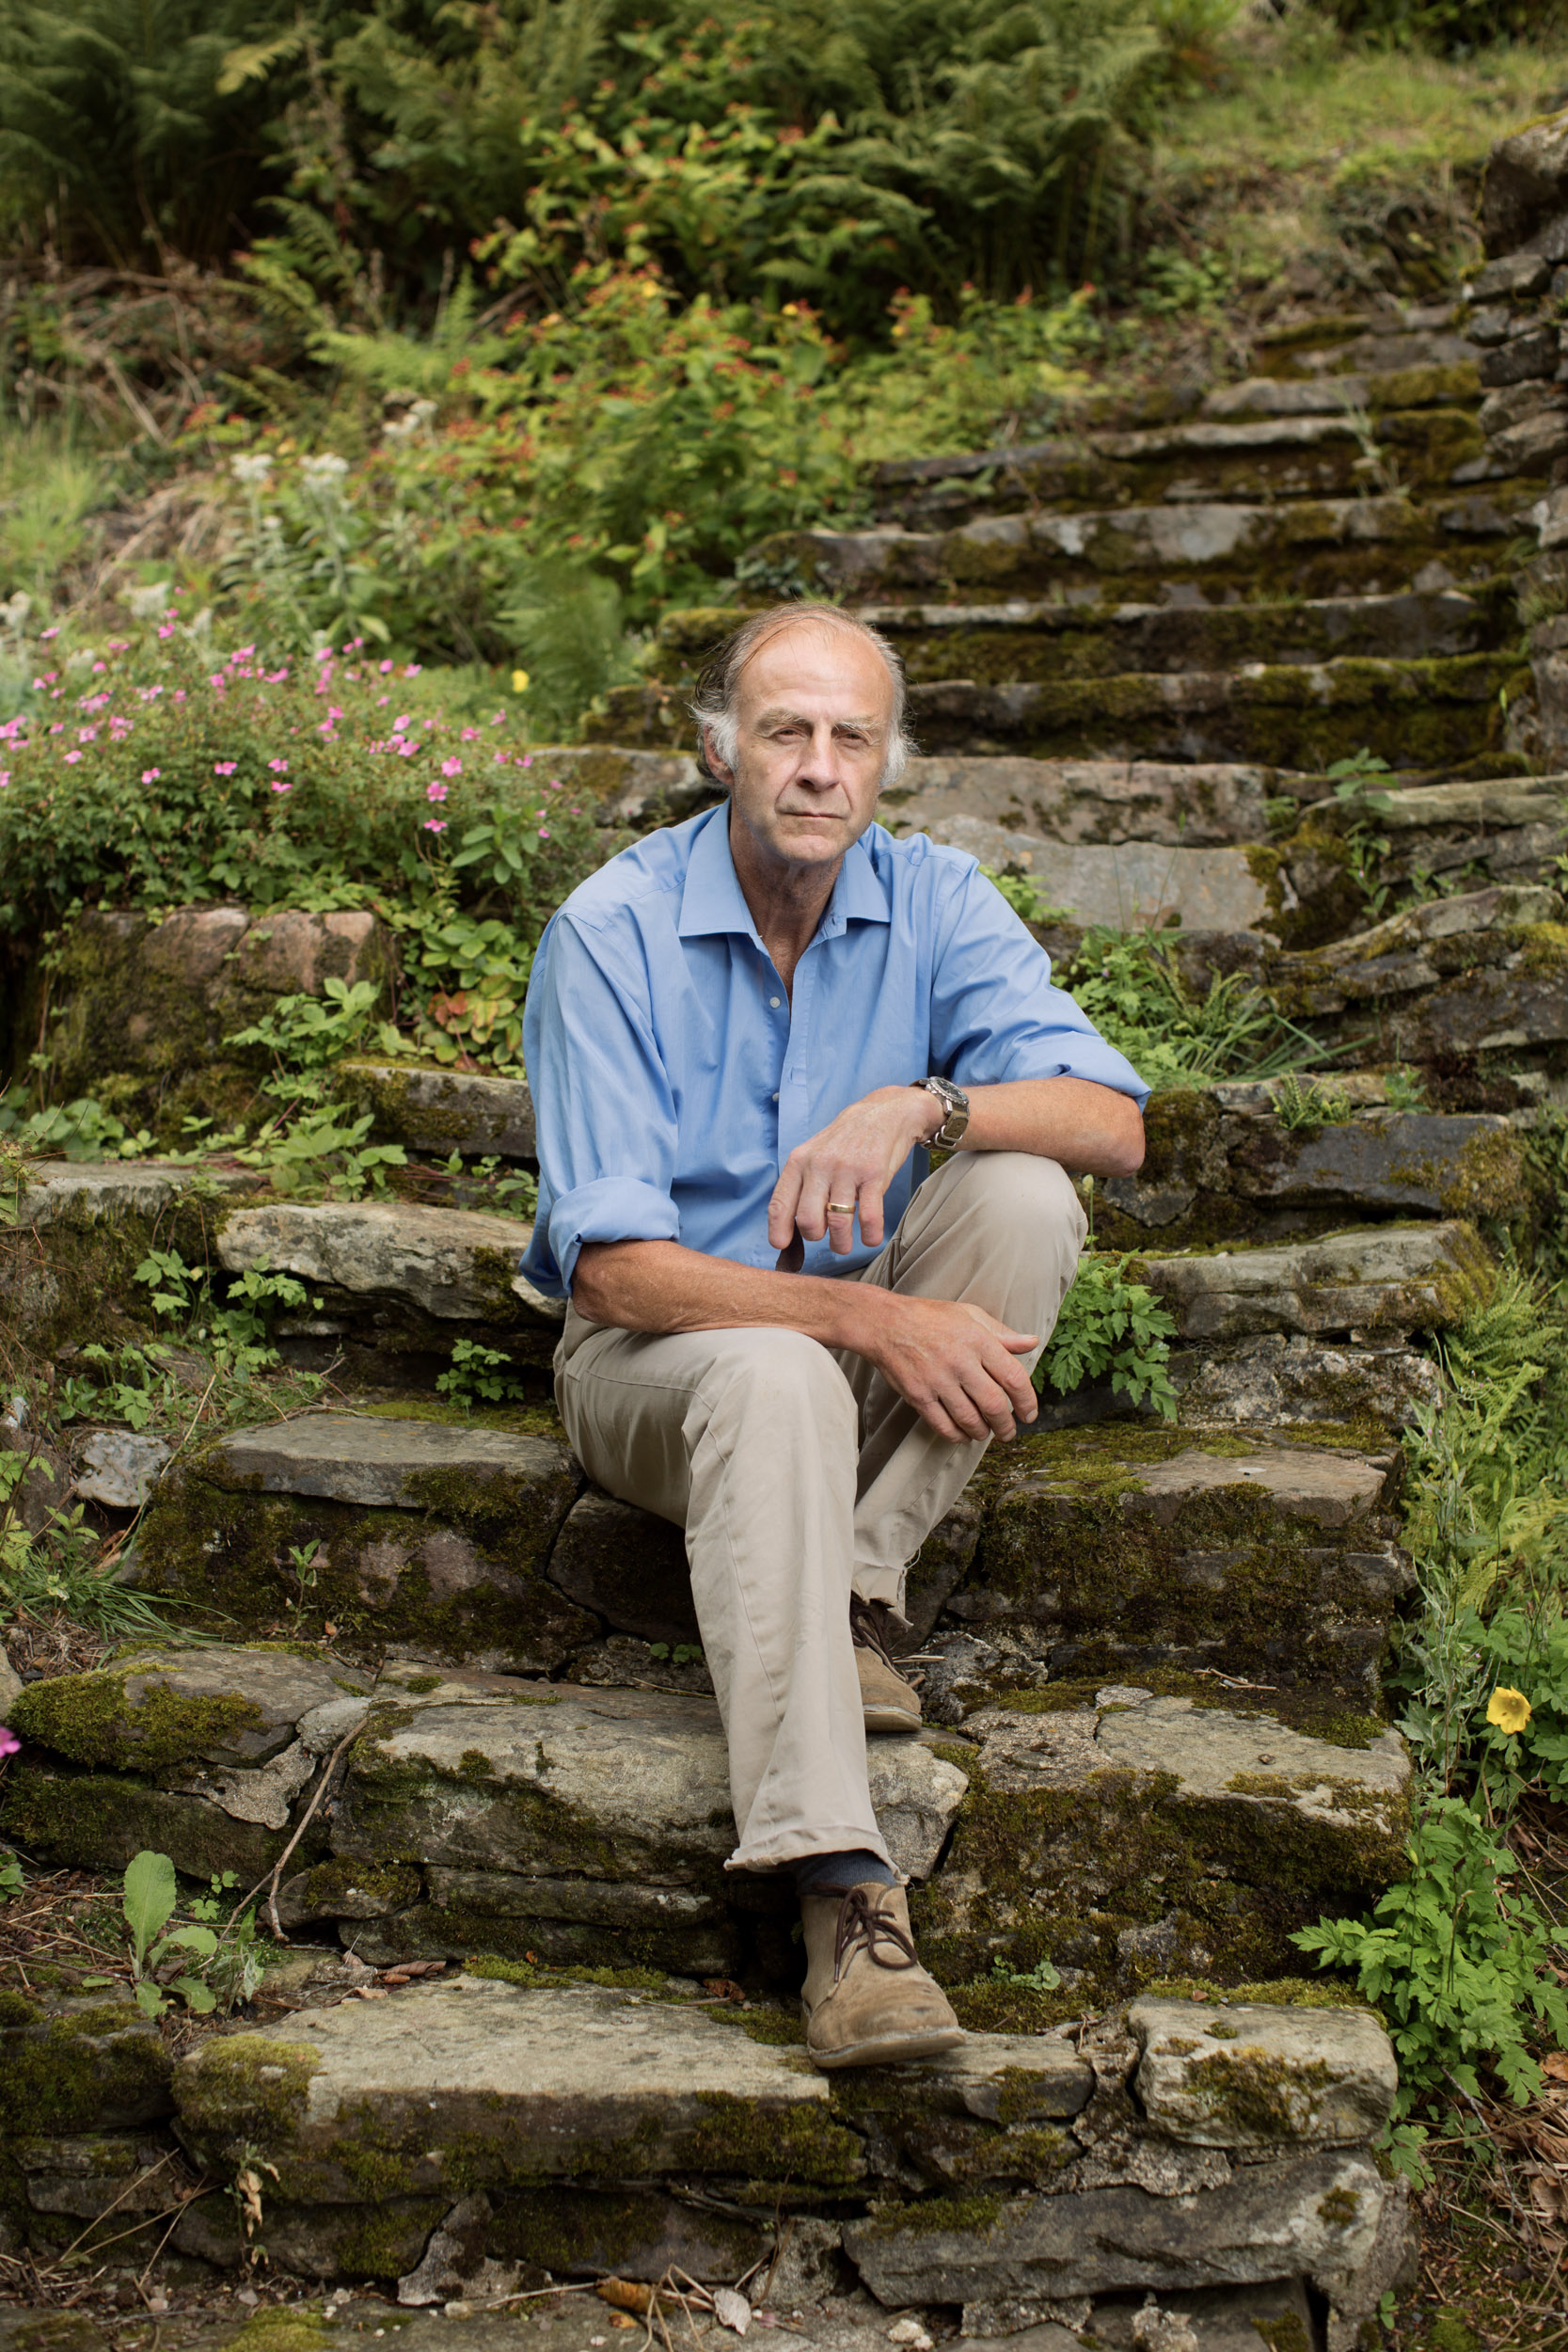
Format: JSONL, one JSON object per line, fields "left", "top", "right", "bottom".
{"left": 768, "top": 995, "right": 781, "bottom": 1009}
{"left": 771, "top": 1090, "right": 779, "bottom": 1102}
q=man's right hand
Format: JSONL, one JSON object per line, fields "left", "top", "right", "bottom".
{"left": 855, "top": 1290, "right": 1039, "bottom": 1444}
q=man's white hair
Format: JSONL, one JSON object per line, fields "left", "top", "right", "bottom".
{"left": 689, "top": 602, "right": 911, "bottom": 788}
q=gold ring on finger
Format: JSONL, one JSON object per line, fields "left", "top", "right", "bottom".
{"left": 827, "top": 1200, "right": 855, "bottom": 1216}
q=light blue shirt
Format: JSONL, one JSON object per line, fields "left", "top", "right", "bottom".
{"left": 521, "top": 803, "right": 1148, "bottom": 1298}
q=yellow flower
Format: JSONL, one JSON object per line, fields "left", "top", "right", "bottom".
{"left": 1486, "top": 1687, "right": 1532, "bottom": 1735}
{"left": 511, "top": 669, "right": 530, "bottom": 694}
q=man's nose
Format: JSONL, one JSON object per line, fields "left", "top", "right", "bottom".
{"left": 797, "top": 725, "right": 847, "bottom": 787}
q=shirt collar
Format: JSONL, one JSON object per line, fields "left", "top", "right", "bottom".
{"left": 677, "top": 804, "right": 892, "bottom": 943}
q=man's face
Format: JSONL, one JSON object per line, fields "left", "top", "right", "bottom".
{"left": 709, "top": 622, "right": 893, "bottom": 875}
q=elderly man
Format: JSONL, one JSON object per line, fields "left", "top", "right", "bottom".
{"left": 522, "top": 603, "right": 1148, "bottom": 2069}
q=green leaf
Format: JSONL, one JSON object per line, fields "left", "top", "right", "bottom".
{"left": 122, "top": 1850, "right": 178, "bottom": 1968}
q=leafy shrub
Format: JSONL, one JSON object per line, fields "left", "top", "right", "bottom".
{"left": 1036, "top": 1248, "right": 1178, "bottom": 1417}
{"left": 1324, "top": 0, "right": 1544, "bottom": 52}
{"left": 1294, "top": 1795, "right": 1568, "bottom": 2109}
{"left": 0, "top": 628, "right": 604, "bottom": 950}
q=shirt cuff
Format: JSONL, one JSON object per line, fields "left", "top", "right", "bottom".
{"left": 548, "top": 1176, "right": 682, "bottom": 1294}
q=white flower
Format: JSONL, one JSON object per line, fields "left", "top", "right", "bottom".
{"left": 301, "top": 452, "right": 350, "bottom": 483}
{"left": 230, "top": 453, "right": 273, "bottom": 486}
{"left": 125, "top": 581, "right": 170, "bottom": 621}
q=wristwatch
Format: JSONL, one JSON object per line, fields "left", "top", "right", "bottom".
{"left": 912, "top": 1075, "right": 970, "bottom": 1151}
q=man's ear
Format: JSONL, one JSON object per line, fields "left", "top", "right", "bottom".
{"left": 701, "top": 727, "right": 736, "bottom": 789}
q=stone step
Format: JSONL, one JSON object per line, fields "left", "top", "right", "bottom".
{"left": 865, "top": 406, "right": 1486, "bottom": 525}
{"left": 657, "top": 584, "right": 1513, "bottom": 681}
{"left": 7, "top": 1616, "right": 1410, "bottom": 1990}
{"left": 595, "top": 650, "right": 1528, "bottom": 767}
{"left": 897, "top": 650, "right": 1524, "bottom": 769}
{"left": 214, "top": 1197, "right": 562, "bottom": 1375}
{"left": 1258, "top": 310, "right": 1471, "bottom": 379}
{"left": 1131, "top": 1217, "right": 1493, "bottom": 1346}
{"left": 1, "top": 1159, "right": 264, "bottom": 1357}
{"left": 1199, "top": 359, "right": 1480, "bottom": 418}
{"left": 1263, "top": 879, "right": 1568, "bottom": 1061}
{"left": 8, "top": 904, "right": 394, "bottom": 1137}
{"left": 742, "top": 489, "right": 1516, "bottom": 608}
{"left": 883, "top": 755, "right": 1292, "bottom": 848}
{"left": 953, "top": 1424, "right": 1411, "bottom": 1697}
{"left": 146, "top": 1971, "right": 1408, "bottom": 2340}
{"left": 1096, "top": 1089, "right": 1535, "bottom": 1254}
{"left": 338, "top": 1059, "right": 537, "bottom": 1161}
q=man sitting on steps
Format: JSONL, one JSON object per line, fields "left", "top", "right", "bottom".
{"left": 521, "top": 603, "right": 1148, "bottom": 2070}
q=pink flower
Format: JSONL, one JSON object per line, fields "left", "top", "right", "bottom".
{"left": 0, "top": 772, "right": 8, "bottom": 789}
{"left": 379, "top": 660, "right": 394, "bottom": 674}
{"left": 521, "top": 754, "right": 533, "bottom": 768}
{"left": 91, "top": 660, "right": 105, "bottom": 675}
{"left": 268, "top": 757, "right": 289, "bottom": 773}
{"left": 404, "top": 663, "right": 422, "bottom": 676}
{"left": 314, "top": 648, "right": 333, "bottom": 664}
{"left": 107, "top": 638, "right": 129, "bottom": 652}
{"left": 423, "top": 817, "right": 448, "bottom": 833}
{"left": 395, "top": 739, "right": 417, "bottom": 757}
{"left": 0, "top": 1724, "right": 19, "bottom": 1758}
{"left": 426, "top": 780, "right": 448, "bottom": 803}
{"left": 63, "top": 750, "right": 82, "bottom": 764}
{"left": 537, "top": 827, "right": 550, "bottom": 840}
{"left": 392, "top": 715, "right": 411, "bottom": 732}
{"left": 214, "top": 761, "right": 237, "bottom": 775}
{"left": 77, "top": 727, "right": 97, "bottom": 742}
{"left": 440, "top": 756, "right": 461, "bottom": 778}
{"left": 173, "top": 690, "right": 186, "bottom": 703}
{"left": 328, "top": 706, "right": 343, "bottom": 720}
{"left": 271, "top": 780, "right": 292, "bottom": 795}
{"left": 39, "top": 627, "right": 57, "bottom": 642}
{"left": 141, "top": 768, "right": 161, "bottom": 783}
{"left": 266, "top": 668, "right": 290, "bottom": 683}
{"left": 460, "top": 727, "right": 479, "bottom": 742}
{"left": 157, "top": 624, "right": 176, "bottom": 639}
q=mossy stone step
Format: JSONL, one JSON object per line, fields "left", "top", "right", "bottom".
{"left": 1095, "top": 1089, "right": 1532, "bottom": 1252}
{"left": 1264, "top": 880, "right": 1568, "bottom": 1059}
{"left": 902, "top": 826, "right": 1275, "bottom": 934}
{"left": 214, "top": 1199, "right": 562, "bottom": 1377}
{"left": 864, "top": 408, "right": 1485, "bottom": 525}
{"left": 1200, "top": 361, "right": 1481, "bottom": 417}
{"left": 0, "top": 1985, "right": 173, "bottom": 2138}
{"left": 11, "top": 903, "right": 395, "bottom": 1141}
{"left": 135, "top": 1414, "right": 591, "bottom": 1672}
{"left": 338, "top": 1061, "right": 536, "bottom": 1161}
{"left": 328, "top": 1681, "right": 966, "bottom": 1975}
{"left": 954, "top": 1425, "right": 1410, "bottom": 1695}
{"left": 895, "top": 651, "right": 1526, "bottom": 769}
{"left": 1131, "top": 1218, "right": 1492, "bottom": 1343}
{"left": 914, "top": 1686, "right": 1409, "bottom": 1997}
{"left": 882, "top": 754, "right": 1289, "bottom": 849}
{"left": 658, "top": 586, "right": 1508, "bottom": 683}
{"left": 155, "top": 1971, "right": 1402, "bottom": 2328}
{"left": 742, "top": 491, "right": 1512, "bottom": 607}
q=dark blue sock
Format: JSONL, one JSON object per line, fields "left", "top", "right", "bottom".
{"left": 792, "top": 1849, "right": 897, "bottom": 1897}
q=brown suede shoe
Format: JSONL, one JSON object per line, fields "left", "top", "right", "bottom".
{"left": 800, "top": 1882, "right": 965, "bottom": 2069}
{"left": 851, "top": 1597, "right": 923, "bottom": 1733}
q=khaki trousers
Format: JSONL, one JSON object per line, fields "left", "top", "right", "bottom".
{"left": 554, "top": 1151, "right": 1085, "bottom": 1873}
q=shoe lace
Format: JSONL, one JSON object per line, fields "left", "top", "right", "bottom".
{"left": 832, "top": 1884, "right": 919, "bottom": 1985}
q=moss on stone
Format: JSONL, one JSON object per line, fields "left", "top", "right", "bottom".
{"left": 228, "top": 2313, "right": 334, "bottom": 2352}
{"left": 466, "top": 1955, "right": 669, "bottom": 1993}
{"left": 1175, "top": 2046, "right": 1337, "bottom": 2139}
{"left": 981, "top": 1674, "right": 1387, "bottom": 1749}
{"left": 176, "top": 2035, "right": 323, "bottom": 2153}
{"left": 298, "top": 1857, "right": 421, "bottom": 1915}
{"left": 1144, "top": 1973, "right": 1368, "bottom": 2010}
{"left": 8, "top": 1665, "right": 264, "bottom": 1776}
{"left": 135, "top": 1462, "right": 594, "bottom": 1668}
{"left": 0, "top": 1998, "right": 173, "bottom": 2135}
{"left": 854, "top": 2190, "right": 1004, "bottom": 2240}
{"left": 2, "top": 1762, "right": 306, "bottom": 1881}
{"left": 909, "top": 1734, "right": 1406, "bottom": 2001}
{"left": 958, "top": 1425, "right": 1402, "bottom": 1697}
{"left": 667, "top": 2091, "right": 863, "bottom": 2186}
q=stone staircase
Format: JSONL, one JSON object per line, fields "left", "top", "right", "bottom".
{"left": 11, "top": 209, "right": 1568, "bottom": 2342}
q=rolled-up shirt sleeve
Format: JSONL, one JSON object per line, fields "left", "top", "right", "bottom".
{"left": 522, "top": 913, "right": 682, "bottom": 1297}
{"left": 929, "top": 861, "right": 1151, "bottom": 1107}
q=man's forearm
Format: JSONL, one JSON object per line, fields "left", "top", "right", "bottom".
{"left": 573, "top": 1239, "right": 885, "bottom": 1345}
{"left": 958, "top": 1075, "right": 1143, "bottom": 1175}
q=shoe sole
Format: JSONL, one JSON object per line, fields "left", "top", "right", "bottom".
{"left": 863, "top": 1704, "right": 923, "bottom": 1733}
{"left": 806, "top": 2026, "right": 967, "bottom": 2070}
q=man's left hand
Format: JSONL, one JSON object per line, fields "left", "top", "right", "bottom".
{"left": 768, "top": 1087, "right": 940, "bottom": 1256}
